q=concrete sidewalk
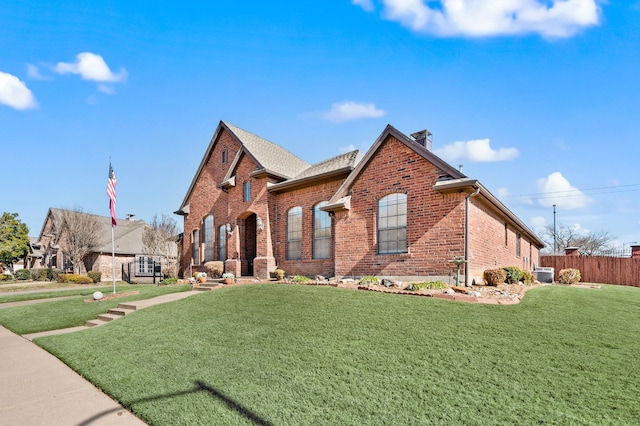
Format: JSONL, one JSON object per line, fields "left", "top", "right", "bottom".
{"left": 0, "top": 325, "right": 146, "bottom": 425}
{"left": 0, "top": 289, "right": 207, "bottom": 425}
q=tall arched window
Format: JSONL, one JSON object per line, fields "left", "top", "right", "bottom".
{"left": 191, "top": 229, "right": 200, "bottom": 265}
{"left": 203, "top": 215, "right": 214, "bottom": 262}
{"left": 313, "top": 202, "right": 331, "bottom": 259}
{"left": 287, "top": 206, "right": 302, "bottom": 260}
{"left": 378, "top": 193, "right": 407, "bottom": 254}
{"left": 218, "top": 225, "right": 227, "bottom": 261}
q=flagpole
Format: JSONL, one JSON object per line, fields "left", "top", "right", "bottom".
{"left": 111, "top": 224, "right": 116, "bottom": 294}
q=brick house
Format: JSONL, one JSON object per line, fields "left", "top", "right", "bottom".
{"left": 37, "top": 208, "right": 171, "bottom": 281}
{"left": 176, "top": 121, "right": 544, "bottom": 285}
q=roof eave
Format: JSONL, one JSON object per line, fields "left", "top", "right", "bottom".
{"left": 268, "top": 167, "right": 353, "bottom": 193}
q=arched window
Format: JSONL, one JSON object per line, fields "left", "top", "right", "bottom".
{"left": 218, "top": 225, "right": 227, "bottom": 261}
{"left": 378, "top": 193, "right": 407, "bottom": 254}
{"left": 313, "top": 202, "right": 331, "bottom": 259}
{"left": 287, "top": 206, "right": 302, "bottom": 260}
{"left": 191, "top": 229, "right": 200, "bottom": 265}
{"left": 203, "top": 215, "right": 214, "bottom": 262}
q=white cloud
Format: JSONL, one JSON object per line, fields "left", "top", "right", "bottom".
{"left": 434, "top": 138, "right": 519, "bottom": 162}
{"left": 0, "top": 71, "right": 38, "bottom": 110}
{"left": 363, "top": 0, "right": 600, "bottom": 38}
{"left": 98, "top": 84, "right": 116, "bottom": 95}
{"left": 26, "top": 64, "right": 49, "bottom": 80}
{"left": 530, "top": 215, "right": 547, "bottom": 230}
{"left": 322, "top": 101, "right": 385, "bottom": 123}
{"left": 353, "top": 0, "right": 375, "bottom": 11}
{"left": 54, "top": 52, "right": 127, "bottom": 82}
{"left": 536, "top": 171, "right": 592, "bottom": 209}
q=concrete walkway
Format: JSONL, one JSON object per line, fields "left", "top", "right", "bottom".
{"left": 0, "top": 289, "right": 206, "bottom": 425}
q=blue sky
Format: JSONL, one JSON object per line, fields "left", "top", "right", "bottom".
{"left": 2, "top": 0, "right": 639, "bottom": 250}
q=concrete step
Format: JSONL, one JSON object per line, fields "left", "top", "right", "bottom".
{"left": 97, "top": 313, "right": 122, "bottom": 322}
{"left": 85, "top": 319, "right": 109, "bottom": 327}
{"left": 107, "top": 307, "right": 135, "bottom": 316}
{"left": 117, "top": 303, "right": 140, "bottom": 311}
{"left": 195, "top": 283, "right": 222, "bottom": 291}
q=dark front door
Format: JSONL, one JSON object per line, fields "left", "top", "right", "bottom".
{"left": 244, "top": 214, "right": 257, "bottom": 276}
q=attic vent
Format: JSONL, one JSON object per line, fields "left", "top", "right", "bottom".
{"left": 410, "top": 129, "right": 433, "bottom": 151}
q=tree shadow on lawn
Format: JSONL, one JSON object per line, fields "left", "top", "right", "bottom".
{"left": 78, "top": 380, "right": 272, "bottom": 426}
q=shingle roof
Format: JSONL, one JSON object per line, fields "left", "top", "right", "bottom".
{"left": 292, "top": 150, "right": 359, "bottom": 181}
{"left": 223, "top": 122, "right": 310, "bottom": 179}
{"left": 46, "top": 208, "right": 149, "bottom": 255}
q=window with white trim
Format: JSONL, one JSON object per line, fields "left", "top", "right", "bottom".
{"left": 377, "top": 193, "right": 407, "bottom": 254}
{"left": 218, "top": 225, "right": 227, "bottom": 261}
{"left": 287, "top": 206, "right": 302, "bottom": 260}
{"left": 203, "top": 215, "right": 214, "bottom": 262}
{"left": 192, "top": 229, "right": 200, "bottom": 265}
{"left": 313, "top": 202, "right": 331, "bottom": 259}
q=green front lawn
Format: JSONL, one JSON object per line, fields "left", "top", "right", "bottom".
{"left": 34, "top": 284, "right": 640, "bottom": 425}
{"left": 0, "top": 284, "right": 191, "bottom": 334}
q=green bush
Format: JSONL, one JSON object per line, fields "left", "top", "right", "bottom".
{"left": 160, "top": 277, "right": 178, "bottom": 285}
{"left": 14, "top": 269, "right": 31, "bottom": 280}
{"left": 30, "top": 268, "right": 46, "bottom": 281}
{"left": 57, "top": 273, "right": 93, "bottom": 284}
{"left": 359, "top": 276, "right": 378, "bottom": 285}
{"left": 502, "top": 266, "right": 523, "bottom": 284}
{"left": 46, "top": 268, "right": 61, "bottom": 281}
{"left": 87, "top": 271, "right": 102, "bottom": 283}
{"left": 405, "top": 281, "right": 447, "bottom": 291}
{"left": 291, "top": 275, "right": 310, "bottom": 283}
{"left": 558, "top": 268, "right": 581, "bottom": 284}
{"left": 274, "top": 268, "right": 285, "bottom": 280}
{"left": 0, "top": 274, "right": 12, "bottom": 282}
{"left": 484, "top": 269, "right": 507, "bottom": 286}
{"left": 521, "top": 270, "right": 534, "bottom": 284}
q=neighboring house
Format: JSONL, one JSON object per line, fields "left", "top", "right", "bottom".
{"left": 37, "top": 208, "right": 173, "bottom": 282}
{"left": 176, "top": 121, "right": 544, "bottom": 285}
{"left": 23, "top": 236, "right": 43, "bottom": 270}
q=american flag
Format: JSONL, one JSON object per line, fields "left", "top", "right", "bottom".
{"left": 107, "top": 163, "right": 117, "bottom": 226}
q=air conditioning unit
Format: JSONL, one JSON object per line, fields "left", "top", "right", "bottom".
{"left": 534, "top": 267, "right": 554, "bottom": 283}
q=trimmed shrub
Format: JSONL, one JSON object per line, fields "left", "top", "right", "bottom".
{"left": 87, "top": 271, "right": 102, "bottom": 283}
{"left": 484, "top": 269, "right": 507, "bottom": 286}
{"left": 0, "top": 274, "right": 12, "bottom": 282}
{"left": 57, "top": 273, "right": 93, "bottom": 284}
{"left": 160, "top": 277, "right": 178, "bottom": 285}
{"left": 274, "top": 268, "right": 285, "bottom": 280}
{"left": 204, "top": 261, "right": 223, "bottom": 278}
{"left": 502, "top": 266, "right": 523, "bottom": 284}
{"left": 521, "top": 270, "right": 534, "bottom": 284}
{"left": 291, "top": 275, "right": 310, "bottom": 283}
{"left": 47, "top": 268, "right": 61, "bottom": 282}
{"left": 14, "top": 269, "right": 31, "bottom": 280}
{"left": 30, "top": 268, "right": 46, "bottom": 281}
{"left": 558, "top": 268, "right": 581, "bottom": 284}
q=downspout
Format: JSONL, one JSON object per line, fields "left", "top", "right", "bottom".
{"left": 464, "top": 187, "right": 481, "bottom": 286}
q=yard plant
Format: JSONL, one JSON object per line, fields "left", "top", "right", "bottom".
{"left": 24, "top": 284, "right": 640, "bottom": 425}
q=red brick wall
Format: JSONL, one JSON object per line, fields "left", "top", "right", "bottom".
{"left": 271, "top": 180, "right": 345, "bottom": 277}
{"left": 467, "top": 199, "right": 539, "bottom": 283}
{"left": 180, "top": 130, "right": 239, "bottom": 276}
{"left": 333, "top": 136, "right": 467, "bottom": 279}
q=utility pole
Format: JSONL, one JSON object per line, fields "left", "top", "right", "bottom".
{"left": 553, "top": 204, "right": 557, "bottom": 253}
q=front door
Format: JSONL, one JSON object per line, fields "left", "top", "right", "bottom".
{"left": 244, "top": 214, "right": 257, "bottom": 276}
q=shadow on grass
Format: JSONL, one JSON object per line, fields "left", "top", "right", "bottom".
{"left": 78, "top": 380, "right": 273, "bottom": 426}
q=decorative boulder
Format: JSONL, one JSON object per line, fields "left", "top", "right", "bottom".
{"left": 93, "top": 291, "right": 104, "bottom": 300}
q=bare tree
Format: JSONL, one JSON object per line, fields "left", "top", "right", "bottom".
{"left": 541, "top": 224, "right": 615, "bottom": 255}
{"left": 55, "top": 207, "right": 102, "bottom": 274}
{"left": 143, "top": 214, "right": 179, "bottom": 277}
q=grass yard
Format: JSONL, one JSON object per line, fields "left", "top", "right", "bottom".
{"left": 0, "top": 284, "right": 132, "bottom": 304}
{"left": 0, "top": 284, "right": 191, "bottom": 334}
{"left": 35, "top": 284, "right": 639, "bottom": 425}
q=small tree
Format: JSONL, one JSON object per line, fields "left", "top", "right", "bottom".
{"left": 55, "top": 208, "right": 102, "bottom": 274}
{"left": 0, "top": 212, "right": 30, "bottom": 273}
{"left": 540, "top": 224, "right": 615, "bottom": 255}
{"left": 143, "top": 214, "right": 179, "bottom": 277}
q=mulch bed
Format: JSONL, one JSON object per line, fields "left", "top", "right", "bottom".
{"left": 84, "top": 291, "right": 139, "bottom": 303}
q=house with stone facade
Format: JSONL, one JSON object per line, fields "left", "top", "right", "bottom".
{"left": 176, "top": 121, "right": 544, "bottom": 285}
{"left": 37, "top": 208, "right": 170, "bottom": 282}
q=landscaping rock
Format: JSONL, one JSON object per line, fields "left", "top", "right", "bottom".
{"left": 381, "top": 279, "right": 394, "bottom": 287}
{"left": 443, "top": 288, "right": 455, "bottom": 295}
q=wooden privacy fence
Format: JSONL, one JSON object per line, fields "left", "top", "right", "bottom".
{"left": 540, "top": 255, "right": 640, "bottom": 288}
